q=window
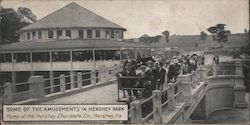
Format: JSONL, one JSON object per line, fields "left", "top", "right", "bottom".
{"left": 78, "top": 30, "right": 84, "bottom": 38}
{"left": 66, "top": 30, "right": 71, "bottom": 38}
{"left": 116, "top": 31, "right": 120, "bottom": 38}
{"left": 95, "top": 50, "right": 121, "bottom": 61}
{"left": 27, "top": 32, "right": 30, "bottom": 40}
{"left": 72, "top": 51, "right": 93, "bottom": 61}
{"left": 57, "top": 30, "right": 62, "bottom": 38}
{"left": 32, "top": 32, "right": 36, "bottom": 40}
{"left": 87, "top": 29, "right": 92, "bottom": 38}
{"left": 0, "top": 53, "right": 12, "bottom": 63}
{"left": 32, "top": 52, "right": 50, "bottom": 62}
{"left": 111, "top": 30, "right": 114, "bottom": 38}
{"left": 38, "top": 31, "right": 42, "bottom": 39}
{"left": 95, "top": 30, "right": 100, "bottom": 38}
{"left": 52, "top": 51, "right": 70, "bottom": 62}
{"left": 105, "top": 30, "right": 110, "bottom": 38}
{"left": 14, "top": 53, "right": 30, "bottom": 63}
{"left": 48, "top": 30, "right": 53, "bottom": 38}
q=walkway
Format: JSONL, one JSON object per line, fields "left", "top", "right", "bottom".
{"left": 41, "top": 83, "right": 125, "bottom": 104}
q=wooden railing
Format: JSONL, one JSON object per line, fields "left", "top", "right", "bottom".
{"left": 0, "top": 65, "right": 118, "bottom": 104}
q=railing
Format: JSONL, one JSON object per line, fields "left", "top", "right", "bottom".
{"left": 129, "top": 65, "right": 209, "bottom": 124}
{"left": 128, "top": 61, "right": 244, "bottom": 124}
{"left": 0, "top": 65, "right": 119, "bottom": 104}
{"left": 129, "top": 80, "right": 184, "bottom": 124}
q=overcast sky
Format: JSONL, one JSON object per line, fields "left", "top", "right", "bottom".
{"left": 1, "top": 0, "right": 249, "bottom": 38}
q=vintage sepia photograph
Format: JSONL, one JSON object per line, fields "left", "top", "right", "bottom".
{"left": 0, "top": 0, "right": 249, "bottom": 124}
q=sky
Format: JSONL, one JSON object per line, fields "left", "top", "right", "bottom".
{"left": 1, "top": 0, "right": 249, "bottom": 38}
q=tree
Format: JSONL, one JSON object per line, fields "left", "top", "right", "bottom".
{"left": 161, "top": 30, "right": 170, "bottom": 43}
{"left": 0, "top": 7, "right": 32, "bottom": 44}
{"left": 17, "top": 7, "right": 37, "bottom": 23}
{"left": 200, "top": 31, "right": 207, "bottom": 40}
{"left": 207, "top": 24, "right": 231, "bottom": 47}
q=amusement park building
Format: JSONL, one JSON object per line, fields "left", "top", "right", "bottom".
{"left": 0, "top": 3, "right": 152, "bottom": 93}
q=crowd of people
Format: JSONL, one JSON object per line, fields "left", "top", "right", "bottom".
{"left": 117, "top": 54, "right": 206, "bottom": 101}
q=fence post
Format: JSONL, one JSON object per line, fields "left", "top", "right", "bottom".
{"left": 167, "top": 83, "right": 176, "bottom": 111}
{"left": 91, "top": 70, "right": 97, "bottom": 86}
{"left": 60, "top": 74, "right": 66, "bottom": 92}
{"left": 77, "top": 72, "right": 82, "bottom": 88}
{"left": 200, "top": 66, "right": 208, "bottom": 81}
{"left": 235, "top": 61, "right": 243, "bottom": 75}
{"left": 28, "top": 76, "right": 45, "bottom": 99}
{"left": 153, "top": 90, "right": 162, "bottom": 124}
{"left": 70, "top": 71, "right": 75, "bottom": 89}
{"left": 4, "top": 82, "right": 12, "bottom": 104}
{"left": 213, "top": 64, "right": 218, "bottom": 76}
{"left": 131, "top": 100, "right": 142, "bottom": 124}
{"left": 178, "top": 74, "right": 192, "bottom": 102}
{"left": 191, "top": 71, "right": 197, "bottom": 88}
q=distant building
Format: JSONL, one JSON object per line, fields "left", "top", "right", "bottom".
{"left": 0, "top": 3, "right": 152, "bottom": 94}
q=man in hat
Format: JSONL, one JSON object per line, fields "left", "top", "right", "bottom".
{"left": 118, "top": 62, "right": 136, "bottom": 100}
{"left": 155, "top": 61, "right": 166, "bottom": 90}
{"left": 143, "top": 60, "right": 158, "bottom": 98}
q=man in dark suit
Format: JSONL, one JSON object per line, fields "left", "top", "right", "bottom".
{"left": 156, "top": 61, "right": 166, "bottom": 90}
{"left": 143, "top": 60, "right": 158, "bottom": 98}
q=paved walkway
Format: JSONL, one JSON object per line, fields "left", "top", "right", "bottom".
{"left": 41, "top": 83, "right": 126, "bottom": 104}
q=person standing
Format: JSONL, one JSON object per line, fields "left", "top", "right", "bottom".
{"left": 143, "top": 60, "right": 158, "bottom": 98}
{"left": 118, "top": 62, "right": 136, "bottom": 100}
{"left": 156, "top": 61, "right": 166, "bottom": 90}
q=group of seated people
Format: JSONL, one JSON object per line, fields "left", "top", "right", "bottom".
{"left": 117, "top": 54, "right": 206, "bottom": 101}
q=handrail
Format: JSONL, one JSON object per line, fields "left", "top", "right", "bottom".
{"left": 50, "top": 84, "right": 60, "bottom": 88}
{"left": 173, "top": 81, "right": 181, "bottom": 86}
{"left": 141, "top": 95, "right": 154, "bottom": 104}
{"left": 174, "top": 91, "right": 181, "bottom": 98}
{"left": 81, "top": 72, "right": 91, "bottom": 75}
{"left": 161, "top": 99, "right": 170, "bottom": 107}
{"left": 82, "top": 78, "right": 91, "bottom": 82}
{"left": 122, "top": 88, "right": 145, "bottom": 91}
{"left": 142, "top": 108, "right": 157, "bottom": 122}
{"left": 13, "top": 82, "right": 29, "bottom": 86}
{"left": 12, "top": 90, "right": 32, "bottom": 96}
{"left": 43, "top": 86, "right": 51, "bottom": 90}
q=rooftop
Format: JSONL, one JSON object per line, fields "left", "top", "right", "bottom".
{"left": 20, "top": 2, "right": 126, "bottom": 31}
{"left": 0, "top": 39, "right": 152, "bottom": 52}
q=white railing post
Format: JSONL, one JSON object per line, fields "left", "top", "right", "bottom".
{"left": 191, "top": 71, "right": 197, "bottom": 88}
{"left": 60, "top": 74, "right": 66, "bottom": 92}
{"left": 200, "top": 66, "right": 208, "bottom": 81}
{"left": 70, "top": 71, "right": 75, "bottom": 89}
{"left": 77, "top": 72, "right": 82, "bottom": 88}
{"left": 91, "top": 70, "right": 97, "bottom": 86}
{"left": 167, "top": 83, "right": 176, "bottom": 111}
{"left": 28, "top": 76, "right": 45, "bottom": 99}
{"left": 153, "top": 90, "right": 162, "bottom": 124}
{"left": 131, "top": 100, "right": 142, "bottom": 124}
{"left": 4, "top": 82, "right": 12, "bottom": 104}
{"left": 235, "top": 61, "right": 243, "bottom": 75}
{"left": 178, "top": 74, "right": 192, "bottom": 102}
{"left": 213, "top": 64, "right": 218, "bottom": 76}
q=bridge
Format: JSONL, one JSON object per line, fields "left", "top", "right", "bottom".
{"left": 0, "top": 59, "right": 249, "bottom": 124}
